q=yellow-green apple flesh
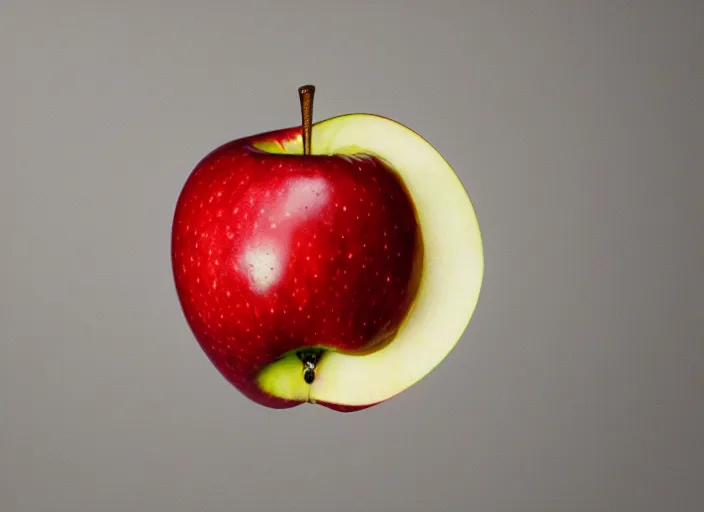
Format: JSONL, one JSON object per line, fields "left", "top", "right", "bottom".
{"left": 171, "top": 114, "right": 484, "bottom": 412}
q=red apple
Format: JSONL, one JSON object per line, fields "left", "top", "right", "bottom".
{"left": 171, "top": 89, "right": 483, "bottom": 411}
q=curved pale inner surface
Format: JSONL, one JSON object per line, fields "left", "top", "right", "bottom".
{"left": 256, "top": 114, "right": 484, "bottom": 406}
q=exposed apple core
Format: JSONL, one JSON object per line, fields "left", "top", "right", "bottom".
{"left": 254, "top": 114, "right": 484, "bottom": 407}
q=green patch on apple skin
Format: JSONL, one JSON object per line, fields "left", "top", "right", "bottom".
{"left": 257, "top": 354, "right": 311, "bottom": 403}
{"left": 252, "top": 132, "right": 369, "bottom": 159}
{"left": 255, "top": 113, "right": 484, "bottom": 408}
{"left": 251, "top": 139, "right": 294, "bottom": 155}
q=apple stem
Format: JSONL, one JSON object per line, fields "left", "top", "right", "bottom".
{"left": 298, "top": 85, "right": 315, "bottom": 156}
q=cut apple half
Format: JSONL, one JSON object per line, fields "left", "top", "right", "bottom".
{"left": 254, "top": 113, "right": 484, "bottom": 407}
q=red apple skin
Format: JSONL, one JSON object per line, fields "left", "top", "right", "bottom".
{"left": 171, "top": 126, "right": 421, "bottom": 410}
{"left": 315, "top": 401, "right": 378, "bottom": 413}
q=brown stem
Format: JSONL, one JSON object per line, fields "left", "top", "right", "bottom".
{"left": 298, "top": 85, "right": 315, "bottom": 155}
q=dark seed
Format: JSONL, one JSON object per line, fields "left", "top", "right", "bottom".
{"left": 303, "top": 368, "right": 315, "bottom": 384}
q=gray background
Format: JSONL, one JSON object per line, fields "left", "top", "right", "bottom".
{"left": 4, "top": 1, "right": 703, "bottom": 511}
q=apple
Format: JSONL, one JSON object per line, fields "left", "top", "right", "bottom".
{"left": 171, "top": 86, "right": 483, "bottom": 411}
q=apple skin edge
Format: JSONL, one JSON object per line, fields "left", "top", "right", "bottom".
{"left": 171, "top": 125, "right": 423, "bottom": 411}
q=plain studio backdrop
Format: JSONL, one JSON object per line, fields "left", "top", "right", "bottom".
{"left": 4, "top": 1, "right": 703, "bottom": 511}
